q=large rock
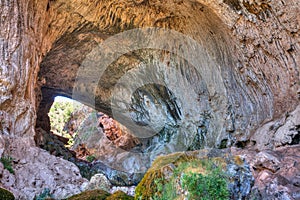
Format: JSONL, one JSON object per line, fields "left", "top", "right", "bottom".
{"left": 232, "top": 145, "right": 300, "bottom": 199}
{"left": 135, "top": 149, "right": 254, "bottom": 200}
{"left": 86, "top": 173, "right": 112, "bottom": 192}
{"left": 35, "top": 0, "right": 299, "bottom": 153}
{"left": 0, "top": 136, "right": 88, "bottom": 200}
{"left": 251, "top": 105, "right": 300, "bottom": 150}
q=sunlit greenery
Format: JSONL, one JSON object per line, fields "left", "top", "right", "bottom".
{"left": 182, "top": 165, "right": 229, "bottom": 199}
{"left": 48, "top": 97, "right": 81, "bottom": 147}
{"left": 135, "top": 155, "right": 230, "bottom": 200}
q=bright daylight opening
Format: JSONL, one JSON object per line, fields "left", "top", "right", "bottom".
{"left": 48, "top": 96, "right": 140, "bottom": 162}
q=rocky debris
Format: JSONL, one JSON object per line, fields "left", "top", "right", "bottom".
{"left": 98, "top": 114, "right": 140, "bottom": 151}
{"left": 34, "top": 127, "right": 76, "bottom": 160}
{"left": 110, "top": 186, "right": 136, "bottom": 197}
{"left": 85, "top": 173, "right": 112, "bottom": 192}
{"left": 251, "top": 105, "right": 300, "bottom": 150}
{"left": 0, "top": 135, "right": 88, "bottom": 200}
{"left": 70, "top": 110, "right": 142, "bottom": 157}
{"left": 76, "top": 159, "right": 145, "bottom": 186}
{"left": 74, "top": 144, "right": 91, "bottom": 159}
{"left": 232, "top": 145, "right": 300, "bottom": 199}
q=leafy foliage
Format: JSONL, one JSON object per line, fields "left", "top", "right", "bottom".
{"left": 135, "top": 153, "right": 230, "bottom": 200}
{"left": 0, "top": 156, "right": 14, "bottom": 174}
{"left": 86, "top": 155, "right": 96, "bottom": 162}
{"left": 49, "top": 100, "right": 75, "bottom": 137}
{"left": 182, "top": 167, "right": 229, "bottom": 200}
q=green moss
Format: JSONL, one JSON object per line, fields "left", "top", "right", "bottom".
{"left": 135, "top": 152, "right": 230, "bottom": 200}
{"left": 0, "top": 188, "right": 15, "bottom": 200}
{"left": 67, "top": 189, "right": 110, "bottom": 200}
{"left": 106, "top": 191, "right": 133, "bottom": 200}
{"left": 135, "top": 169, "right": 163, "bottom": 199}
{"left": 0, "top": 156, "right": 14, "bottom": 174}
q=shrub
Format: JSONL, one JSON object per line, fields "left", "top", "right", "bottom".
{"left": 86, "top": 155, "right": 96, "bottom": 162}
{"left": 49, "top": 100, "right": 76, "bottom": 138}
{"left": 0, "top": 156, "right": 14, "bottom": 174}
{"left": 182, "top": 166, "right": 229, "bottom": 200}
{"left": 135, "top": 152, "right": 230, "bottom": 200}
{"left": 0, "top": 188, "right": 15, "bottom": 200}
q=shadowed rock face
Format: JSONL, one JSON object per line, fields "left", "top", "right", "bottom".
{"left": 36, "top": 0, "right": 299, "bottom": 151}
{"left": 0, "top": 0, "right": 298, "bottom": 141}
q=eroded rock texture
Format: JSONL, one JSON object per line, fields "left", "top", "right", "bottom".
{"left": 0, "top": 135, "right": 88, "bottom": 199}
{"left": 0, "top": 0, "right": 299, "bottom": 199}
{"left": 232, "top": 145, "right": 300, "bottom": 199}
{"left": 36, "top": 0, "right": 299, "bottom": 151}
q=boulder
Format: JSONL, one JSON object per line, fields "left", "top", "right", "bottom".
{"left": 135, "top": 149, "right": 254, "bottom": 200}
{"left": 0, "top": 136, "right": 88, "bottom": 200}
{"left": 87, "top": 173, "right": 112, "bottom": 192}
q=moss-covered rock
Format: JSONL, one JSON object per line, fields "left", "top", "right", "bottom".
{"left": 107, "top": 191, "right": 134, "bottom": 200}
{"left": 135, "top": 149, "right": 254, "bottom": 200}
{"left": 67, "top": 190, "right": 134, "bottom": 200}
{"left": 0, "top": 188, "right": 15, "bottom": 200}
{"left": 67, "top": 189, "right": 110, "bottom": 200}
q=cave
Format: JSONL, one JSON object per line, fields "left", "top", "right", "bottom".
{"left": 0, "top": 0, "right": 299, "bottom": 199}
{"left": 34, "top": 0, "right": 299, "bottom": 187}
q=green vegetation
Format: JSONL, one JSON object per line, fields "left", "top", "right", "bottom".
{"left": 0, "top": 156, "right": 14, "bottom": 174}
{"left": 0, "top": 188, "right": 15, "bottom": 200}
{"left": 34, "top": 188, "right": 53, "bottom": 200}
{"left": 67, "top": 190, "right": 134, "bottom": 200}
{"left": 48, "top": 99, "right": 85, "bottom": 147}
{"left": 152, "top": 178, "right": 176, "bottom": 200}
{"left": 67, "top": 189, "right": 110, "bottom": 200}
{"left": 86, "top": 155, "right": 96, "bottom": 162}
{"left": 48, "top": 98, "right": 97, "bottom": 148}
{"left": 49, "top": 100, "right": 75, "bottom": 137}
{"left": 182, "top": 166, "right": 229, "bottom": 199}
{"left": 135, "top": 152, "right": 230, "bottom": 200}
{"left": 106, "top": 191, "right": 134, "bottom": 200}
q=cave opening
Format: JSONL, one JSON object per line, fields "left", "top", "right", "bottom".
{"left": 33, "top": 0, "right": 246, "bottom": 186}
{"left": 36, "top": 93, "right": 143, "bottom": 162}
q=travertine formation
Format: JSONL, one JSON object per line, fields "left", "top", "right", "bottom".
{"left": 0, "top": 0, "right": 299, "bottom": 199}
